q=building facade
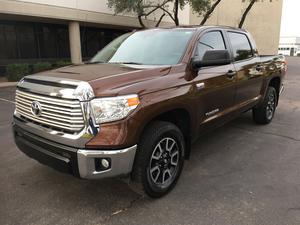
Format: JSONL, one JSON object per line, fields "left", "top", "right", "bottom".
{"left": 278, "top": 37, "right": 300, "bottom": 56}
{"left": 0, "top": 0, "right": 283, "bottom": 76}
{"left": 0, "top": 0, "right": 189, "bottom": 75}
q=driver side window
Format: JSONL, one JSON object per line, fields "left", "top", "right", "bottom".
{"left": 196, "top": 31, "right": 226, "bottom": 60}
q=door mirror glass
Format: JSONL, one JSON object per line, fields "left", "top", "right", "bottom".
{"left": 191, "top": 50, "right": 231, "bottom": 69}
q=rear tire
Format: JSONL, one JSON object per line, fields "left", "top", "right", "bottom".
{"left": 253, "top": 86, "right": 277, "bottom": 124}
{"left": 129, "top": 121, "right": 185, "bottom": 198}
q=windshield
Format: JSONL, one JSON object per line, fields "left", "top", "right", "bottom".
{"left": 90, "top": 29, "right": 195, "bottom": 65}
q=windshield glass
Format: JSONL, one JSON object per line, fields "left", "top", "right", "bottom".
{"left": 90, "top": 29, "right": 195, "bottom": 65}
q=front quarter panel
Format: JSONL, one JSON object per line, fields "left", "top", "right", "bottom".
{"left": 85, "top": 66, "right": 198, "bottom": 149}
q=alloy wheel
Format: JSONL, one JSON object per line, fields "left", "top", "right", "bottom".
{"left": 149, "top": 137, "right": 180, "bottom": 187}
{"left": 266, "top": 91, "right": 276, "bottom": 120}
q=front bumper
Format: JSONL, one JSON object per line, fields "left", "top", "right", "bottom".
{"left": 13, "top": 123, "right": 137, "bottom": 179}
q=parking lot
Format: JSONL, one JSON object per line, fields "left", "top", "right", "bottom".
{"left": 1, "top": 57, "right": 300, "bottom": 225}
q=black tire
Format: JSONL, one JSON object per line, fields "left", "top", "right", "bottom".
{"left": 130, "top": 121, "right": 185, "bottom": 198}
{"left": 253, "top": 86, "right": 277, "bottom": 124}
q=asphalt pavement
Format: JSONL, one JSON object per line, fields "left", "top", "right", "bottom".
{"left": 1, "top": 57, "right": 300, "bottom": 225}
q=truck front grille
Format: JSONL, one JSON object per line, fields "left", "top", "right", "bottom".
{"left": 15, "top": 90, "right": 85, "bottom": 133}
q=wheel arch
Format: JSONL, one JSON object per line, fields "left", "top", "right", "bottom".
{"left": 139, "top": 107, "right": 193, "bottom": 159}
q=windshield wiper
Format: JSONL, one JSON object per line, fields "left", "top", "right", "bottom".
{"left": 85, "top": 60, "right": 105, "bottom": 64}
{"left": 111, "top": 62, "right": 143, "bottom": 65}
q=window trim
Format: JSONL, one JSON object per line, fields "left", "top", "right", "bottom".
{"left": 193, "top": 29, "right": 228, "bottom": 58}
{"left": 226, "top": 31, "right": 255, "bottom": 63}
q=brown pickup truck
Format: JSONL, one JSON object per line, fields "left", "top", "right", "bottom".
{"left": 13, "top": 26, "right": 286, "bottom": 198}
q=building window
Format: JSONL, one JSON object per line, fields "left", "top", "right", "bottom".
{"left": 80, "top": 26, "right": 126, "bottom": 59}
{"left": 17, "top": 24, "right": 38, "bottom": 58}
{"left": 0, "top": 24, "right": 18, "bottom": 59}
{"left": 0, "top": 21, "right": 127, "bottom": 72}
{"left": 0, "top": 21, "right": 70, "bottom": 62}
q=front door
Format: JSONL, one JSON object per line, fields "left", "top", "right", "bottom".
{"left": 192, "top": 30, "right": 237, "bottom": 129}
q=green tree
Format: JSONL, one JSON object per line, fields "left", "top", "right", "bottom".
{"left": 189, "top": 0, "right": 223, "bottom": 25}
{"left": 200, "top": 0, "right": 222, "bottom": 25}
{"left": 108, "top": 0, "right": 215, "bottom": 27}
{"left": 107, "top": 0, "right": 193, "bottom": 27}
{"left": 157, "top": 0, "right": 187, "bottom": 26}
{"left": 107, "top": 0, "right": 173, "bottom": 28}
{"left": 239, "top": 0, "right": 274, "bottom": 28}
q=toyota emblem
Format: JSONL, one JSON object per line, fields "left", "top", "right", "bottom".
{"left": 31, "top": 101, "right": 42, "bottom": 116}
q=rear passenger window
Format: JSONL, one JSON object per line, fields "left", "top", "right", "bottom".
{"left": 196, "top": 31, "right": 226, "bottom": 60}
{"left": 228, "top": 32, "right": 253, "bottom": 61}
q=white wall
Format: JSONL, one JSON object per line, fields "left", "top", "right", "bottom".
{"left": 17, "top": 0, "right": 113, "bottom": 13}
{"left": 280, "top": 37, "right": 300, "bottom": 45}
{"left": 18, "top": 0, "right": 189, "bottom": 25}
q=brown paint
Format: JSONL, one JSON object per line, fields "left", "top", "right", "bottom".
{"left": 37, "top": 26, "right": 286, "bottom": 149}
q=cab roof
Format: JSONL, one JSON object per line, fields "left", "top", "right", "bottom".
{"left": 145, "top": 25, "right": 247, "bottom": 32}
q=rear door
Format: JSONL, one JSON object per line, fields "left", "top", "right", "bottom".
{"left": 192, "top": 30, "right": 237, "bottom": 128}
{"left": 226, "top": 31, "right": 264, "bottom": 105}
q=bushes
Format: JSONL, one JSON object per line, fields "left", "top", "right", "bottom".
{"left": 53, "top": 60, "right": 71, "bottom": 68}
{"left": 5, "top": 60, "right": 72, "bottom": 81}
{"left": 6, "top": 64, "right": 30, "bottom": 82}
{"left": 32, "top": 62, "right": 52, "bottom": 73}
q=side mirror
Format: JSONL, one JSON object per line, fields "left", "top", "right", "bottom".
{"left": 191, "top": 50, "right": 231, "bottom": 70}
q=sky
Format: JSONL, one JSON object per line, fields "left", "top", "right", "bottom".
{"left": 280, "top": 0, "right": 300, "bottom": 37}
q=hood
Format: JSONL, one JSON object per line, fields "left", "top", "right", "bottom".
{"left": 33, "top": 63, "right": 173, "bottom": 97}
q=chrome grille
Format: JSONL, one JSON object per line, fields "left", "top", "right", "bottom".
{"left": 15, "top": 89, "right": 85, "bottom": 133}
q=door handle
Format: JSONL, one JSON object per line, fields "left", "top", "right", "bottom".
{"left": 226, "top": 70, "right": 236, "bottom": 79}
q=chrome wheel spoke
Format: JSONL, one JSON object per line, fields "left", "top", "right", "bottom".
{"left": 150, "top": 166, "right": 161, "bottom": 183}
{"left": 152, "top": 143, "right": 163, "bottom": 160}
{"left": 162, "top": 169, "right": 171, "bottom": 183}
{"left": 166, "top": 138, "right": 175, "bottom": 152}
{"left": 171, "top": 151, "right": 179, "bottom": 166}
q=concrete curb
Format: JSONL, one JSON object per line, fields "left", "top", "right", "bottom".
{"left": 0, "top": 82, "right": 17, "bottom": 88}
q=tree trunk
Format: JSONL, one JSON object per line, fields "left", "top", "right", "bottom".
{"left": 174, "top": 0, "right": 179, "bottom": 26}
{"left": 155, "top": 13, "right": 166, "bottom": 27}
{"left": 138, "top": 15, "right": 146, "bottom": 28}
{"left": 239, "top": 0, "right": 256, "bottom": 28}
{"left": 200, "top": 0, "right": 222, "bottom": 25}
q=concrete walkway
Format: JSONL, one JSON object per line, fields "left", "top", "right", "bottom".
{"left": 0, "top": 82, "right": 17, "bottom": 88}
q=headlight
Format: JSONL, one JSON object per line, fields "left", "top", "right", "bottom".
{"left": 91, "top": 94, "right": 140, "bottom": 124}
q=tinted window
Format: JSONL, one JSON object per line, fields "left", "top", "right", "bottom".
{"left": 196, "top": 31, "right": 226, "bottom": 59}
{"left": 228, "top": 32, "right": 253, "bottom": 61}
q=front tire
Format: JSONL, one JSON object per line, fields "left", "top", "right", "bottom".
{"left": 253, "top": 86, "right": 277, "bottom": 124}
{"left": 130, "top": 121, "right": 185, "bottom": 198}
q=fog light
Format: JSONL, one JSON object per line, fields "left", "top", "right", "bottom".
{"left": 101, "top": 159, "right": 110, "bottom": 168}
{"left": 95, "top": 158, "right": 111, "bottom": 171}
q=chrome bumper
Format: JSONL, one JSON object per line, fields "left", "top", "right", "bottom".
{"left": 77, "top": 145, "right": 137, "bottom": 179}
{"left": 13, "top": 121, "right": 137, "bottom": 180}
